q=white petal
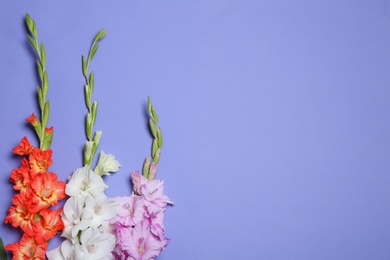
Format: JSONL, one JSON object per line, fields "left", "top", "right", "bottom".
{"left": 94, "top": 151, "right": 121, "bottom": 176}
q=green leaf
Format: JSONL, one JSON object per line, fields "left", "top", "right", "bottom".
{"left": 152, "top": 149, "right": 161, "bottom": 163}
{"left": 93, "top": 130, "right": 102, "bottom": 144}
{"left": 82, "top": 55, "right": 87, "bottom": 78}
{"left": 36, "top": 60, "right": 43, "bottom": 82}
{"left": 42, "top": 71, "right": 48, "bottom": 97}
{"left": 40, "top": 42, "right": 46, "bottom": 67}
{"left": 37, "top": 86, "right": 44, "bottom": 111}
{"left": 25, "top": 13, "right": 34, "bottom": 34}
{"left": 32, "top": 23, "right": 37, "bottom": 38}
{"left": 42, "top": 100, "right": 50, "bottom": 127}
{"left": 89, "top": 71, "right": 95, "bottom": 93}
{"left": 148, "top": 96, "right": 152, "bottom": 114}
{"left": 41, "top": 129, "right": 53, "bottom": 151}
{"left": 86, "top": 113, "right": 92, "bottom": 140}
{"left": 0, "top": 237, "right": 7, "bottom": 260}
{"left": 27, "top": 34, "right": 38, "bottom": 53}
{"left": 84, "top": 141, "right": 94, "bottom": 166}
{"left": 91, "top": 139, "right": 100, "bottom": 167}
{"left": 142, "top": 157, "right": 151, "bottom": 178}
{"left": 25, "top": 13, "right": 37, "bottom": 37}
{"left": 149, "top": 118, "right": 157, "bottom": 138}
{"left": 90, "top": 43, "right": 99, "bottom": 61}
{"left": 33, "top": 122, "right": 43, "bottom": 143}
{"left": 84, "top": 85, "right": 91, "bottom": 109}
{"left": 94, "top": 29, "right": 107, "bottom": 43}
{"left": 152, "top": 139, "right": 158, "bottom": 158}
{"left": 151, "top": 106, "right": 158, "bottom": 124}
{"left": 91, "top": 101, "right": 98, "bottom": 125}
{"left": 157, "top": 127, "right": 163, "bottom": 148}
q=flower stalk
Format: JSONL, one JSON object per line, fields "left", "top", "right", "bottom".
{"left": 81, "top": 29, "right": 107, "bottom": 166}
{"left": 143, "top": 96, "right": 163, "bottom": 180}
{"left": 25, "top": 13, "right": 52, "bottom": 151}
{"left": 4, "top": 14, "right": 66, "bottom": 260}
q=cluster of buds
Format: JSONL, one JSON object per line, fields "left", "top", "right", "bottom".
{"left": 143, "top": 97, "right": 163, "bottom": 181}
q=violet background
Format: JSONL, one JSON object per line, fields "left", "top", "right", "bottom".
{"left": 1, "top": 1, "right": 390, "bottom": 259}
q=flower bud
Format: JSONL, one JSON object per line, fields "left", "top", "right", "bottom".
{"left": 148, "top": 162, "right": 158, "bottom": 180}
{"left": 94, "top": 151, "right": 121, "bottom": 176}
{"left": 26, "top": 113, "right": 39, "bottom": 127}
{"left": 84, "top": 141, "right": 94, "bottom": 165}
{"left": 142, "top": 157, "right": 151, "bottom": 178}
{"left": 131, "top": 171, "right": 141, "bottom": 195}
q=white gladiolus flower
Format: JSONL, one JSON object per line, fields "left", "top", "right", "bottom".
{"left": 66, "top": 165, "right": 107, "bottom": 199}
{"left": 84, "top": 193, "right": 119, "bottom": 229}
{"left": 61, "top": 197, "right": 93, "bottom": 239}
{"left": 94, "top": 151, "right": 121, "bottom": 176}
{"left": 75, "top": 227, "right": 116, "bottom": 260}
{"left": 46, "top": 239, "right": 75, "bottom": 260}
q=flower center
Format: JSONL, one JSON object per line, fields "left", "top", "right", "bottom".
{"left": 124, "top": 203, "right": 134, "bottom": 216}
{"left": 138, "top": 238, "right": 145, "bottom": 254}
{"left": 87, "top": 243, "right": 96, "bottom": 253}
{"left": 94, "top": 204, "right": 102, "bottom": 214}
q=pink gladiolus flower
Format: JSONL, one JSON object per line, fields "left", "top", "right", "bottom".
{"left": 121, "top": 221, "right": 164, "bottom": 260}
{"left": 132, "top": 171, "right": 173, "bottom": 213}
{"left": 144, "top": 208, "right": 165, "bottom": 240}
{"left": 112, "top": 195, "right": 144, "bottom": 227}
{"left": 131, "top": 171, "right": 146, "bottom": 195}
{"left": 139, "top": 179, "right": 173, "bottom": 213}
{"left": 111, "top": 172, "right": 173, "bottom": 259}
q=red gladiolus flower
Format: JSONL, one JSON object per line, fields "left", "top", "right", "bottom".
{"left": 29, "top": 148, "right": 53, "bottom": 176}
{"left": 9, "top": 166, "right": 31, "bottom": 194}
{"left": 13, "top": 136, "right": 34, "bottom": 156}
{"left": 5, "top": 194, "right": 36, "bottom": 236}
{"left": 5, "top": 234, "right": 47, "bottom": 260}
{"left": 33, "top": 208, "right": 64, "bottom": 244}
{"left": 29, "top": 172, "right": 66, "bottom": 213}
{"left": 26, "top": 113, "right": 39, "bottom": 127}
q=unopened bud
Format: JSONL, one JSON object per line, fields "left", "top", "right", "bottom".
{"left": 149, "top": 162, "right": 158, "bottom": 180}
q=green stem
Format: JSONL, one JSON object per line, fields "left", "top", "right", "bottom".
{"left": 143, "top": 97, "right": 163, "bottom": 179}
{"left": 0, "top": 237, "right": 8, "bottom": 260}
{"left": 26, "top": 13, "right": 51, "bottom": 150}
{"left": 82, "top": 29, "right": 107, "bottom": 166}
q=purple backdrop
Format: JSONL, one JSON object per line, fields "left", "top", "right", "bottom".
{"left": 1, "top": 1, "right": 390, "bottom": 259}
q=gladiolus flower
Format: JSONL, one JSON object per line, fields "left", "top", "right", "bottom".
{"left": 144, "top": 208, "right": 166, "bottom": 239}
{"left": 94, "top": 151, "right": 121, "bottom": 176}
{"left": 131, "top": 171, "right": 149, "bottom": 196}
{"left": 75, "top": 227, "right": 116, "bottom": 259}
{"left": 84, "top": 194, "right": 118, "bottom": 229}
{"left": 111, "top": 172, "right": 173, "bottom": 259}
{"left": 5, "top": 234, "right": 47, "bottom": 260}
{"left": 65, "top": 166, "right": 107, "bottom": 200}
{"left": 121, "top": 221, "right": 163, "bottom": 260}
{"left": 112, "top": 195, "right": 144, "bottom": 227}
{"left": 33, "top": 208, "right": 64, "bottom": 244}
{"left": 61, "top": 197, "right": 94, "bottom": 240}
{"left": 46, "top": 239, "right": 75, "bottom": 260}
{"left": 29, "top": 172, "right": 66, "bottom": 213}
{"left": 9, "top": 160, "right": 31, "bottom": 193}
{"left": 137, "top": 176, "right": 173, "bottom": 213}
{"left": 26, "top": 113, "right": 39, "bottom": 127}
{"left": 29, "top": 148, "right": 53, "bottom": 176}
{"left": 13, "top": 136, "right": 34, "bottom": 155}
{"left": 5, "top": 194, "right": 36, "bottom": 236}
